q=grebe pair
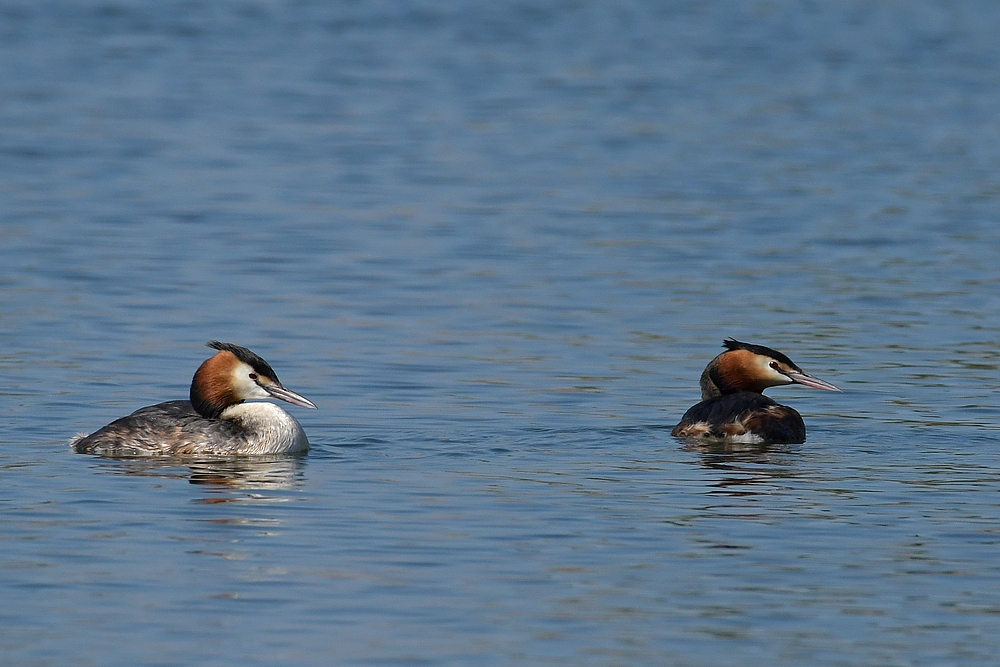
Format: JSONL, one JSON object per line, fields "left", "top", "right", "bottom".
{"left": 72, "top": 338, "right": 838, "bottom": 457}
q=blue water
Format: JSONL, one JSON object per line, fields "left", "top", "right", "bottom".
{"left": 3, "top": 1, "right": 1000, "bottom": 665}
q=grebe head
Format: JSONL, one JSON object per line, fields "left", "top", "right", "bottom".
{"left": 190, "top": 341, "right": 318, "bottom": 419}
{"left": 699, "top": 338, "right": 841, "bottom": 399}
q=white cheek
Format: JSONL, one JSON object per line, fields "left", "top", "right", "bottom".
{"left": 761, "top": 361, "right": 792, "bottom": 384}
{"left": 231, "top": 363, "right": 271, "bottom": 400}
{"left": 247, "top": 383, "right": 272, "bottom": 400}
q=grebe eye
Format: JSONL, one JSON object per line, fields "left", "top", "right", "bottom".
{"left": 769, "top": 361, "right": 779, "bottom": 370}
{"left": 249, "top": 373, "right": 258, "bottom": 380}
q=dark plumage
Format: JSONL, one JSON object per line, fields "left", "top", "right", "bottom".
{"left": 673, "top": 392, "right": 806, "bottom": 443}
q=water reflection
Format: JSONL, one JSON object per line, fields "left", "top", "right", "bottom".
{"left": 683, "top": 439, "right": 800, "bottom": 496}
{"left": 87, "top": 455, "right": 306, "bottom": 490}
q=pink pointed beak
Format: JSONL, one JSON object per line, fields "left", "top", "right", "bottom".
{"left": 263, "top": 383, "right": 318, "bottom": 409}
{"left": 783, "top": 370, "right": 841, "bottom": 392}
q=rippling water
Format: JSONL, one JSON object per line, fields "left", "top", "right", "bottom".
{"left": 3, "top": 1, "right": 1000, "bottom": 665}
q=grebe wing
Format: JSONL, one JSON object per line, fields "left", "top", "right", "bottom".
{"left": 672, "top": 392, "right": 806, "bottom": 443}
{"left": 73, "top": 400, "right": 219, "bottom": 455}
{"left": 126, "top": 400, "right": 200, "bottom": 420}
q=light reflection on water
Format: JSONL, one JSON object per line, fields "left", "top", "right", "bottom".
{"left": 2, "top": 1, "right": 1000, "bottom": 665}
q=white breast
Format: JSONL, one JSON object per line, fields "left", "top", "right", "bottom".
{"left": 220, "top": 402, "right": 310, "bottom": 454}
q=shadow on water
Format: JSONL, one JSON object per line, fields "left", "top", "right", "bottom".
{"left": 82, "top": 454, "right": 307, "bottom": 490}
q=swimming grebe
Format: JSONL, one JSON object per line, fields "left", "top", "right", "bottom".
{"left": 71, "top": 341, "right": 317, "bottom": 457}
{"left": 671, "top": 338, "right": 839, "bottom": 444}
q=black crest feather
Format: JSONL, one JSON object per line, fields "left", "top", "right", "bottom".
{"left": 206, "top": 341, "right": 280, "bottom": 381}
{"left": 722, "top": 338, "right": 800, "bottom": 370}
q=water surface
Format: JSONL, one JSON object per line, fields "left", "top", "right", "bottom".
{"left": 3, "top": 1, "right": 1000, "bottom": 665}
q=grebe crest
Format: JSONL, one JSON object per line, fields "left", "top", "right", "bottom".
{"left": 673, "top": 338, "right": 840, "bottom": 444}
{"left": 71, "top": 341, "right": 317, "bottom": 457}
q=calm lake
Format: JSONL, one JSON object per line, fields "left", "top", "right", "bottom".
{"left": 3, "top": 1, "right": 1000, "bottom": 665}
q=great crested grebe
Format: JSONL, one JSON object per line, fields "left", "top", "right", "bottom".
{"left": 671, "top": 338, "right": 840, "bottom": 444}
{"left": 71, "top": 341, "right": 317, "bottom": 457}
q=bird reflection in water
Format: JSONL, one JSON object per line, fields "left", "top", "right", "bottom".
{"left": 92, "top": 455, "right": 306, "bottom": 490}
{"left": 683, "top": 438, "right": 800, "bottom": 497}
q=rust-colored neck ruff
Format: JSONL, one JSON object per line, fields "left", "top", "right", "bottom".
{"left": 190, "top": 350, "right": 242, "bottom": 418}
{"left": 699, "top": 349, "right": 774, "bottom": 399}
